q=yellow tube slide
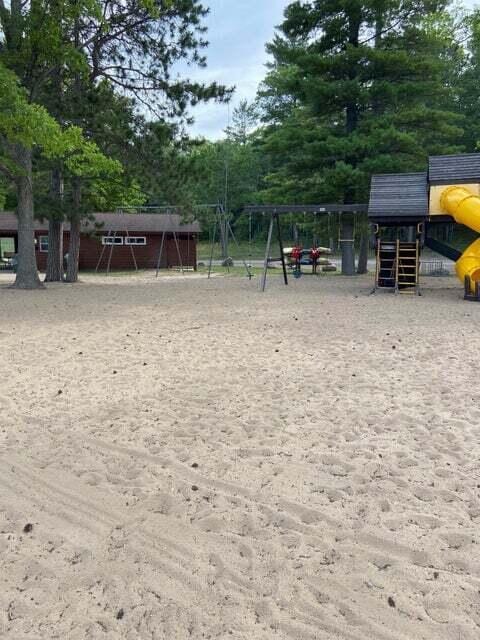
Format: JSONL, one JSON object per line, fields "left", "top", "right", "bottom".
{"left": 440, "top": 186, "right": 480, "bottom": 290}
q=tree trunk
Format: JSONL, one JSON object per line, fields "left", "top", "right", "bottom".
{"left": 65, "top": 216, "right": 80, "bottom": 282}
{"left": 45, "top": 218, "right": 64, "bottom": 281}
{"left": 346, "top": 8, "right": 361, "bottom": 135}
{"left": 65, "top": 178, "right": 81, "bottom": 283}
{"left": 341, "top": 215, "right": 355, "bottom": 276}
{"left": 357, "top": 231, "right": 369, "bottom": 274}
{"left": 45, "top": 163, "right": 64, "bottom": 282}
{"left": 12, "top": 145, "right": 43, "bottom": 289}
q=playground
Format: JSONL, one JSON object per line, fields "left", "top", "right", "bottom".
{"left": 1, "top": 272, "right": 479, "bottom": 639}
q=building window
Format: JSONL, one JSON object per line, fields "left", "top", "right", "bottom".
{"left": 39, "top": 236, "right": 49, "bottom": 252}
{"left": 125, "top": 236, "right": 147, "bottom": 246}
{"left": 102, "top": 236, "right": 123, "bottom": 245}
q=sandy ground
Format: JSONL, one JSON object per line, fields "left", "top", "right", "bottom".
{"left": 1, "top": 271, "right": 480, "bottom": 640}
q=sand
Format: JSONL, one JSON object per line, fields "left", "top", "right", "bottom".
{"left": 1, "top": 271, "right": 480, "bottom": 639}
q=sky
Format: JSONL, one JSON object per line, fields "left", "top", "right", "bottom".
{"left": 184, "top": 0, "right": 290, "bottom": 140}
{"left": 185, "top": 0, "right": 480, "bottom": 140}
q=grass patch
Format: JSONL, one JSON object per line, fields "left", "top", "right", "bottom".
{"left": 197, "top": 239, "right": 268, "bottom": 261}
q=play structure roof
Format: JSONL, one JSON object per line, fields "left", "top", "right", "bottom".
{"left": 429, "top": 153, "right": 480, "bottom": 185}
{"left": 368, "top": 172, "right": 428, "bottom": 221}
{"left": 0, "top": 212, "right": 200, "bottom": 234}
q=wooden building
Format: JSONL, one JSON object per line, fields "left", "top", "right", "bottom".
{"left": 0, "top": 212, "right": 200, "bottom": 271}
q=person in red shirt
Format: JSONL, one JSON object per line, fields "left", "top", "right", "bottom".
{"left": 311, "top": 246, "right": 321, "bottom": 274}
{"left": 291, "top": 245, "right": 303, "bottom": 276}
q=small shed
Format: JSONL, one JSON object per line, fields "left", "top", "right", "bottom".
{"left": 0, "top": 212, "right": 200, "bottom": 271}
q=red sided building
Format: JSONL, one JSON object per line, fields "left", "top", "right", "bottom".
{"left": 0, "top": 212, "right": 199, "bottom": 271}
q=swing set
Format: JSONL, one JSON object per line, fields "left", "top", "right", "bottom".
{"left": 95, "top": 206, "right": 199, "bottom": 275}
{"left": 243, "top": 203, "right": 368, "bottom": 291}
{"left": 205, "top": 204, "right": 253, "bottom": 279}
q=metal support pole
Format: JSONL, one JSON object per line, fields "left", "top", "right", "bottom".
{"left": 106, "top": 230, "right": 116, "bottom": 275}
{"left": 172, "top": 230, "right": 184, "bottom": 274}
{"left": 275, "top": 213, "right": 288, "bottom": 286}
{"left": 155, "top": 230, "right": 166, "bottom": 277}
{"left": 95, "top": 232, "right": 109, "bottom": 273}
{"left": 207, "top": 213, "right": 218, "bottom": 279}
{"left": 226, "top": 219, "right": 252, "bottom": 280}
{"left": 125, "top": 229, "right": 138, "bottom": 271}
{"left": 260, "top": 214, "right": 274, "bottom": 292}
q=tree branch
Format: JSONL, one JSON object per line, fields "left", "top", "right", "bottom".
{"left": 0, "top": 160, "right": 15, "bottom": 182}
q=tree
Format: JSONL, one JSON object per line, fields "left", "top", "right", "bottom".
{"left": 1, "top": 0, "right": 231, "bottom": 285}
{"left": 56, "top": 128, "right": 143, "bottom": 282}
{"left": 225, "top": 100, "right": 259, "bottom": 144}
{"left": 259, "top": 1, "right": 464, "bottom": 274}
{"left": 0, "top": 62, "right": 137, "bottom": 285}
{"left": 42, "top": 0, "right": 231, "bottom": 280}
{"left": 456, "top": 10, "right": 480, "bottom": 153}
{"left": 0, "top": 63, "right": 67, "bottom": 288}
{"left": 0, "top": 0, "right": 82, "bottom": 287}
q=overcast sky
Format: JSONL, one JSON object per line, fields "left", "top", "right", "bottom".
{"left": 185, "top": 0, "right": 290, "bottom": 140}
{"left": 187, "top": 0, "right": 479, "bottom": 141}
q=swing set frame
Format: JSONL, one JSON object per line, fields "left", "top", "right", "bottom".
{"left": 206, "top": 204, "right": 253, "bottom": 280}
{"left": 243, "top": 204, "right": 368, "bottom": 291}
{"left": 95, "top": 205, "right": 200, "bottom": 275}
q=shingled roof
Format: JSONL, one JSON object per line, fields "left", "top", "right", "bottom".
{"left": 368, "top": 173, "right": 428, "bottom": 221}
{"left": 0, "top": 212, "right": 201, "bottom": 234}
{"left": 429, "top": 153, "right": 480, "bottom": 185}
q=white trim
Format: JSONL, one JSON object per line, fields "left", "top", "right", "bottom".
{"left": 39, "top": 235, "right": 49, "bottom": 252}
{"left": 102, "top": 236, "right": 123, "bottom": 245}
{"left": 125, "top": 236, "right": 147, "bottom": 245}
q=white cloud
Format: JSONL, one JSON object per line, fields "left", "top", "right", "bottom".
{"left": 184, "top": 0, "right": 290, "bottom": 139}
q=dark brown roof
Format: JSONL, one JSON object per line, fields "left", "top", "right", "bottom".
{"left": 0, "top": 212, "right": 200, "bottom": 234}
{"left": 368, "top": 173, "right": 428, "bottom": 220}
{"left": 429, "top": 153, "right": 480, "bottom": 185}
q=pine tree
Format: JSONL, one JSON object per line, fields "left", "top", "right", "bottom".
{"left": 259, "top": 1, "right": 464, "bottom": 273}
{"left": 456, "top": 10, "right": 480, "bottom": 153}
{"left": 225, "top": 101, "right": 260, "bottom": 145}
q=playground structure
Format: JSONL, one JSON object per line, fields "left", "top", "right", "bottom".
{"left": 206, "top": 204, "right": 253, "bottom": 279}
{"left": 368, "top": 153, "right": 480, "bottom": 300}
{"left": 244, "top": 204, "right": 368, "bottom": 291}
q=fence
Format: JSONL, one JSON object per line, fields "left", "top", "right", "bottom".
{"left": 420, "top": 259, "right": 450, "bottom": 277}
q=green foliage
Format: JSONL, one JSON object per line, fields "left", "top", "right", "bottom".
{"left": 225, "top": 100, "right": 260, "bottom": 144}
{"left": 258, "top": 1, "right": 465, "bottom": 205}
{"left": 0, "top": 61, "right": 141, "bottom": 218}
{"left": 190, "top": 140, "right": 264, "bottom": 210}
{"left": 0, "top": 63, "right": 64, "bottom": 157}
{"left": 0, "top": 179, "right": 6, "bottom": 209}
{"left": 456, "top": 9, "right": 480, "bottom": 151}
